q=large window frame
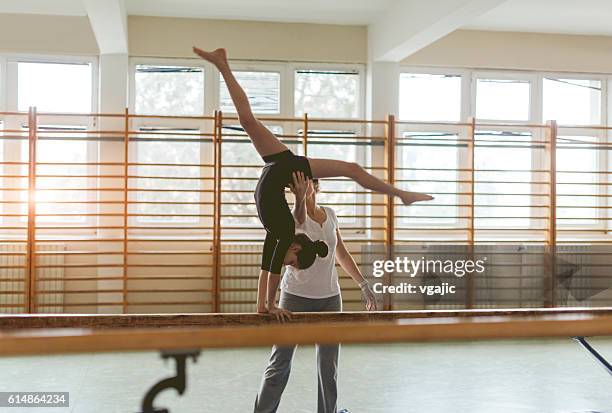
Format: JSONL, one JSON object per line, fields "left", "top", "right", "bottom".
{"left": 401, "top": 66, "right": 610, "bottom": 235}
{"left": 129, "top": 58, "right": 215, "bottom": 232}
{"left": 216, "top": 61, "right": 286, "bottom": 116}
{"left": 471, "top": 71, "right": 539, "bottom": 124}
{"left": 289, "top": 61, "right": 366, "bottom": 120}
{"left": 1, "top": 54, "right": 98, "bottom": 229}
{"left": 128, "top": 58, "right": 367, "bottom": 235}
{"left": 398, "top": 66, "right": 471, "bottom": 122}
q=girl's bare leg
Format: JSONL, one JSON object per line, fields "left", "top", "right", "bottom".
{"left": 308, "top": 158, "right": 433, "bottom": 206}
{"left": 193, "top": 47, "right": 287, "bottom": 158}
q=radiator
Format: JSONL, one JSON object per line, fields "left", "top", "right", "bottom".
{"left": 555, "top": 245, "right": 592, "bottom": 305}
{"left": 520, "top": 245, "right": 592, "bottom": 307}
{"left": 0, "top": 243, "right": 65, "bottom": 313}
{"left": 0, "top": 244, "right": 27, "bottom": 313}
{"left": 36, "top": 244, "right": 66, "bottom": 313}
{"left": 220, "top": 242, "right": 261, "bottom": 312}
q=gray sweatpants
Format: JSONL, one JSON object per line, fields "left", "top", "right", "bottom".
{"left": 254, "top": 291, "right": 342, "bottom": 413}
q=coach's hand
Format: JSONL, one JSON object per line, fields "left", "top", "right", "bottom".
{"left": 289, "top": 171, "right": 310, "bottom": 202}
{"left": 360, "top": 280, "right": 378, "bottom": 311}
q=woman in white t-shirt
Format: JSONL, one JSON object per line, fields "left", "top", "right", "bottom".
{"left": 254, "top": 176, "right": 376, "bottom": 413}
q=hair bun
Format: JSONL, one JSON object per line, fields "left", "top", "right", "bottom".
{"left": 314, "top": 240, "right": 328, "bottom": 258}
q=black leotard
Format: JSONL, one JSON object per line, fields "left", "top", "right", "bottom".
{"left": 255, "top": 150, "right": 312, "bottom": 274}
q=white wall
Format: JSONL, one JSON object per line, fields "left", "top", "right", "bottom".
{"left": 0, "top": 14, "right": 98, "bottom": 55}
{"left": 129, "top": 16, "right": 367, "bottom": 63}
{"left": 402, "top": 29, "right": 612, "bottom": 74}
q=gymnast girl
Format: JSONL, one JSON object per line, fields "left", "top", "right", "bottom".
{"left": 193, "top": 47, "right": 433, "bottom": 321}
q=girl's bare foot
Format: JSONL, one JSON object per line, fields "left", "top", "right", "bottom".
{"left": 399, "top": 191, "right": 434, "bottom": 206}
{"left": 192, "top": 47, "right": 228, "bottom": 69}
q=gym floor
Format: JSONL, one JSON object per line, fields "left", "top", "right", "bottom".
{"left": 2, "top": 337, "right": 610, "bottom": 413}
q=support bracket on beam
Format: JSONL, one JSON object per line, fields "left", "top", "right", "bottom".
{"left": 138, "top": 349, "right": 201, "bottom": 413}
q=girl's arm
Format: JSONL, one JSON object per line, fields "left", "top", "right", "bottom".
{"left": 256, "top": 270, "right": 268, "bottom": 313}
{"left": 266, "top": 273, "right": 292, "bottom": 321}
{"left": 335, "top": 228, "right": 378, "bottom": 311}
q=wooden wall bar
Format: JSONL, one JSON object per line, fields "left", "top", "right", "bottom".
{"left": 1, "top": 109, "right": 612, "bottom": 313}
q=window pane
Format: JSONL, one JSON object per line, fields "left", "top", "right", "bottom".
{"left": 221, "top": 125, "right": 284, "bottom": 229}
{"left": 135, "top": 65, "right": 204, "bottom": 116}
{"left": 474, "top": 131, "right": 533, "bottom": 228}
{"left": 305, "top": 131, "right": 361, "bottom": 224}
{"left": 556, "top": 135, "right": 599, "bottom": 225}
{"left": 294, "top": 70, "right": 359, "bottom": 118}
{"left": 398, "top": 132, "right": 459, "bottom": 226}
{"left": 18, "top": 62, "right": 92, "bottom": 113}
{"left": 220, "top": 71, "right": 280, "bottom": 114}
{"left": 476, "top": 78, "right": 530, "bottom": 121}
{"left": 132, "top": 129, "right": 203, "bottom": 224}
{"left": 543, "top": 78, "right": 601, "bottom": 125}
{"left": 35, "top": 126, "right": 89, "bottom": 224}
{"left": 399, "top": 73, "right": 461, "bottom": 121}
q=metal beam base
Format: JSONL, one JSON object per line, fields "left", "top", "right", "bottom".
{"left": 573, "top": 336, "right": 612, "bottom": 377}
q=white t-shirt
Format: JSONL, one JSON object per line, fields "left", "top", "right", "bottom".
{"left": 281, "top": 206, "right": 341, "bottom": 299}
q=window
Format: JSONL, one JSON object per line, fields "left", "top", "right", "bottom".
{"left": 303, "top": 130, "right": 363, "bottom": 225}
{"left": 397, "top": 131, "right": 460, "bottom": 226}
{"left": 35, "top": 126, "right": 90, "bottom": 224}
{"left": 17, "top": 62, "right": 92, "bottom": 113}
{"left": 475, "top": 77, "right": 531, "bottom": 121}
{"left": 294, "top": 69, "right": 360, "bottom": 118}
{"left": 219, "top": 71, "right": 280, "bottom": 114}
{"left": 10, "top": 59, "right": 95, "bottom": 225}
{"left": 474, "top": 131, "right": 533, "bottom": 228}
{"left": 132, "top": 128, "right": 204, "bottom": 224}
{"left": 543, "top": 78, "right": 602, "bottom": 125}
{"left": 220, "top": 124, "right": 284, "bottom": 230}
{"left": 135, "top": 65, "right": 204, "bottom": 116}
{"left": 556, "top": 135, "right": 601, "bottom": 226}
{"left": 399, "top": 73, "right": 462, "bottom": 121}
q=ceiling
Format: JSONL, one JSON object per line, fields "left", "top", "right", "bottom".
{"left": 0, "top": 0, "right": 86, "bottom": 16}
{"left": 1, "top": 0, "right": 612, "bottom": 36}
{"left": 466, "top": 0, "right": 612, "bottom": 36}
{"left": 125, "top": 0, "right": 395, "bottom": 25}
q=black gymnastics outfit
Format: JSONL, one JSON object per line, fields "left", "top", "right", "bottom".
{"left": 255, "top": 150, "right": 312, "bottom": 274}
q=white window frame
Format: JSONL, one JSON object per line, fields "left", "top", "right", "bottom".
{"left": 401, "top": 65, "right": 612, "bottom": 237}
{"left": 540, "top": 72, "right": 607, "bottom": 232}
{"left": 216, "top": 61, "right": 287, "bottom": 117}
{"left": 540, "top": 72, "right": 607, "bottom": 126}
{"left": 127, "top": 58, "right": 369, "bottom": 237}
{"left": 289, "top": 62, "right": 367, "bottom": 235}
{"left": 129, "top": 57, "right": 215, "bottom": 230}
{"left": 398, "top": 67, "right": 471, "bottom": 231}
{"left": 289, "top": 62, "right": 366, "bottom": 120}
{"left": 398, "top": 66, "right": 471, "bottom": 122}
{"left": 471, "top": 70, "right": 538, "bottom": 124}
{"left": 2, "top": 54, "right": 98, "bottom": 228}
{"left": 129, "top": 57, "right": 214, "bottom": 117}
{"left": 5, "top": 53, "right": 98, "bottom": 116}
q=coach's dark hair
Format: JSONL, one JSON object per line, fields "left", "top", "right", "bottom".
{"left": 293, "top": 233, "right": 328, "bottom": 269}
